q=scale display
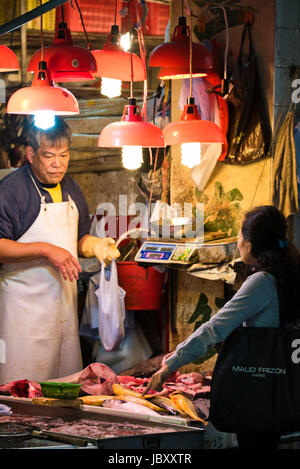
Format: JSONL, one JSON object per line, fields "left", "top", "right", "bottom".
{"left": 135, "top": 242, "right": 199, "bottom": 264}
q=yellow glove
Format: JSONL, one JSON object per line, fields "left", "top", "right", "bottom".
{"left": 81, "top": 236, "right": 120, "bottom": 267}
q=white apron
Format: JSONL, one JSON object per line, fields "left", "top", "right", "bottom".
{"left": 0, "top": 174, "right": 83, "bottom": 383}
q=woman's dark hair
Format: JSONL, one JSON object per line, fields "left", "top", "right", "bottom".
{"left": 26, "top": 116, "right": 72, "bottom": 150}
{"left": 241, "top": 205, "right": 300, "bottom": 324}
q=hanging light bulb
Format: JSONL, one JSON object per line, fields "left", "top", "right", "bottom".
{"left": 101, "top": 77, "right": 122, "bottom": 99}
{"left": 181, "top": 142, "right": 201, "bottom": 168}
{"left": 120, "top": 32, "right": 131, "bottom": 52}
{"left": 122, "top": 146, "right": 143, "bottom": 170}
{"left": 0, "top": 45, "right": 20, "bottom": 72}
{"left": 162, "top": 11, "right": 225, "bottom": 169}
{"left": 163, "top": 97, "right": 225, "bottom": 168}
{"left": 9, "top": 10, "right": 79, "bottom": 121}
{"left": 34, "top": 110, "right": 55, "bottom": 130}
{"left": 7, "top": 60, "right": 79, "bottom": 118}
{"left": 28, "top": 21, "right": 96, "bottom": 82}
{"left": 92, "top": 25, "right": 144, "bottom": 98}
{"left": 98, "top": 98, "right": 164, "bottom": 170}
{"left": 149, "top": 16, "right": 213, "bottom": 80}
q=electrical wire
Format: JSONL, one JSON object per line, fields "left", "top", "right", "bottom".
{"left": 189, "top": 8, "right": 193, "bottom": 97}
{"left": 114, "top": 0, "right": 117, "bottom": 25}
{"left": 40, "top": 0, "right": 44, "bottom": 61}
{"left": 134, "top": 0, "right": 148, "bottom": 120}
{"left": 74, "top": 0, "right": 91, "bottom": 49}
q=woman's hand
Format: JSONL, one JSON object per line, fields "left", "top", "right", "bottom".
{"left": 143, "top": 364, "right": 173, "bottom": 395}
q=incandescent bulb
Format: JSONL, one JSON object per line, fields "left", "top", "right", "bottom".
{"left": 120, "top": 32, "right": 131, "bottom": 52}
{"left": 181, "top": 142, "right": 201, "bottom": 168}
{"left": 34, "top": 110, "right": 55, "bottom": 130}
{"left": 122, "top": 146, "right": 143, "bottom": 170}
{"left": 101, "top": 77, "right": 121, "bottom": 98}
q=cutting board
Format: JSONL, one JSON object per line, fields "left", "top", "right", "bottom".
{"left": 32, "top": 397, "right": 82, "bottom": 408}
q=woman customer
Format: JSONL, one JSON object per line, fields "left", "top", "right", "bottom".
{"left": 145, "top": 205, "right": 300, "bottom": 449}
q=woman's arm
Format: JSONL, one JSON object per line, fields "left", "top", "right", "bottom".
{"left": 166, "top": 272, "right": 277, "bottom": 372}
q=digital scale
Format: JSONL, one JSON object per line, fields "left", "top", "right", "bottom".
{"left": 135, "top": 240, "right": 200, "bottom": 265}
{"left": 134, "top": 235, "right": 238, "bottom": 266}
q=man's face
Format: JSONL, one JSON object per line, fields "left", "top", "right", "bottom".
{"left": 26, "top": 136, "right": 70, "bottom": 185}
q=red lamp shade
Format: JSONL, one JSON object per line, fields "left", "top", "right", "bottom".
{"left": 0, "top": 45, "right": 20, "bottom": 72}
{"left": 7, "top": 61, "right": 79, "bottom": 115}
{"left": 163, "top": 98, "right": 225, "bottom": 145}
{"left": 92, "top": 25, "right": 145, "bottom": 82}
{"left": 27, "top": 22, "right": 96, "bottom": 82}
{"left": 149, "top": 16, "right": 213, "bottom": 80}
{"left": 98, "top": 98, "right": 164, "bottom": 148}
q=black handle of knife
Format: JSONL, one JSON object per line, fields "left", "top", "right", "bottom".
{"left": 31, "top": 430, "right": 90, "bottom": 447}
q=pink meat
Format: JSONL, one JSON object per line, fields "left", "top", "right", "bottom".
{"left": 176, "top": 373, "right": 204, "bottom": 385}
{"left": 0, "top": 363, "right": 119, "bottom": 398}
{"left": 51, "top": 363, "right": 120, "bottom": 395}
{"left": 0, "top": 379, "right": 42, "bottom": 398}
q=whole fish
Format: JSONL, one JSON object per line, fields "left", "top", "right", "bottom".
{"left": 112, "top": 383, "right": 152, "bottom": 398}
{"left": 169, "top": 392, "right": 208, "bottom": 426}
{"left": 102, "top": 399, "right": 159, "bottom": 416}
{"left": 79, "top": 395, "right": 117, "bottom": 406}
{"left": 149, "top": 396, "right": 185, "bottom": 416}
{"left": 116, "top": 394, "right": 167, "bottom": 413}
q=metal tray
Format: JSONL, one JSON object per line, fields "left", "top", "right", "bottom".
{"left": 0, "top": 397, "right": 204, "bottom": 449}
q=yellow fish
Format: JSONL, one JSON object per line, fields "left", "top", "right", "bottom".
{"left": 79, "top": 395, "right": 116, "bottom": 406}
{"left": 112, "top": 383, "right": 152, "bottom": 399}
{"left": 117, "top": 395, "right": 167, "bottom": 413}
{"left": 169, "top": 392, "right": 208, "bottom": 426}
{"left": 149, "top": 396, "right": 186, "bottom": 416}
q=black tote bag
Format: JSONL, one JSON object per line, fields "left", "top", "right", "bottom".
{"left": 209, "top": 326, "right": 300, "bottom": 433}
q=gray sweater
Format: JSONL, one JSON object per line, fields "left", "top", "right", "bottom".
{"left": 166, "top": 272, "right": 280, "bottom": 372}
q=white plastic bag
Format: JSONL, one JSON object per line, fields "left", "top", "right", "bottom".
{"left": 191, "top": 143, "right": 223, "bottom": 191}
{"left": 95, "top": 261, "right": 126, "bottom": 352}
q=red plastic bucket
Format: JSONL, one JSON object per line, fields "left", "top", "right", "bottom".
{"left": 117, "top": 261, "right": 166, "bottom": 310}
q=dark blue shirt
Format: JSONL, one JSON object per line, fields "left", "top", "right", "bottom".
{"left": 0, "top": 163, "right": 91, "bottom": 241}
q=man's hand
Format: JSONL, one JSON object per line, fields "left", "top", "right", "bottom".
{"left": 44, "top": 244, "right": 82, "bottom": 281}
{"left": 0, "top": 239, "right": 81, "bottom": 282}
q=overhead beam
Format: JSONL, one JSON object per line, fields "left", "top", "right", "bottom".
{"left": 0, "top": 0, "right": 68, "bottom": 36}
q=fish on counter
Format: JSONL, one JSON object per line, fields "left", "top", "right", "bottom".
{"left": 101, "top": 399, "right": 161, "bottom": 416}
{"left": 149, "top": 396, "right": 186, "bottom": 416}
{"left": 79, "top": 395, "right": 118, "bottom": 406}
{"left": 112, "top": 383, "right": 154, "bottom": 399}
{"left": 79, "top": 394, "right": 165, "bottom": 414}
{"left": 115, "top": 395, "right": 166, "bottom": 413}
{"left": 169, "top": 392, "right": 208, "bottom": 426}
{"left": 0, "top": 362, "right": 210, "bottom": 426}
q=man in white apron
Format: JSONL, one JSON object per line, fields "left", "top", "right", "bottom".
{"left": 0, "top": 118, "right": 119, "bottom": 384}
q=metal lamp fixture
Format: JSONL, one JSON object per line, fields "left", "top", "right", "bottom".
{"left": 27, "top": 21, "right": 96, "bottom": 82}
{"left": 149, "top": 16, "right": 213, "bottom": 80}
{"left": 7, "top": 60, "right": 79, "bottom": 125}
{"left": 163, "top": 97, "right": 225, "bottom": 168}
{"left": 161, "top": 11, "right": 225, "bottom": 169}
{"left": 98, "top": 98, "right": 164, "bottom": 170}
{"left": 0, "top": 45, "right": 20, "bottom": 72}
{"left": 92, "top": 25, "right": 145, "bottom": 99}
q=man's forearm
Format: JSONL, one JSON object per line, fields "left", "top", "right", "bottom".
{"left": 0, "top": 238, "right": 50, "bottom": 263}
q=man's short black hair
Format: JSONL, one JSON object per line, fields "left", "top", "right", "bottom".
{"left": 27, "top": 116, "right": 72, "bottom": 150}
